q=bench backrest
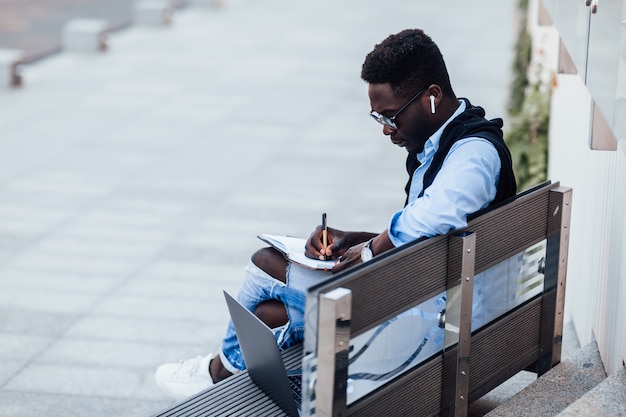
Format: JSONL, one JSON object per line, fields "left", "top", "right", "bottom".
{"left": 301, "top": 181, "right": 572, "bottom": 417}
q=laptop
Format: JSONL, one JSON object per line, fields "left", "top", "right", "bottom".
{"left": 223, "top": 291, "right": 303, "bottom": 417}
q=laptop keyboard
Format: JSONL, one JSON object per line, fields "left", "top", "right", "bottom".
{"left": 288, "top": 375, "right": 302, "bottom": 404}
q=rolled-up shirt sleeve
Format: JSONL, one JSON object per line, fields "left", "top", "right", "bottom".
{"left": 388, "top": 138, "right": 501, "bottom": 247}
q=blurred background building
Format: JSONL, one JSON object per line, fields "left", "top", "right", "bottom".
{"left": 0, "top": 0, "right": 134, "bottom": 61}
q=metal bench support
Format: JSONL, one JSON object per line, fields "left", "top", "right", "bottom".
{"left": 453, "top": 232, "right": 476, "bottom": 417}
{"left": 316, "top": 287, "right": 352, "bottom": 417}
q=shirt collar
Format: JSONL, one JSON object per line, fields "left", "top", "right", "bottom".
{"left": 418, "top": 99, "right": 466, "bottom": 164}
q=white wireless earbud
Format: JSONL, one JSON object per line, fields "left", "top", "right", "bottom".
{"left": 430, "top": 95, "right": 436, "bottom": 114}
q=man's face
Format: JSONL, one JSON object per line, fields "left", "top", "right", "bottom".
{"left": 368, "top": 83, "right": 432, "bottom": 154}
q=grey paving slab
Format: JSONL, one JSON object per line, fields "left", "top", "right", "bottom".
{"left": 0, "top": 0, "right": 518, "bottom": 415}
{"left": 0, "top": 309, "right": 78, "bottom": 336}
{"left": 4, "top": 364, "right": 159, "bottom": 399}
{"left": 0, "top": 334, "right": 52, "bottom": 361}
{"left": 63, "top": 315, "right": 215, "bottom": 346}
{"left": 0, "top": 392, "right": 172, "bottom": 417}
{"left": 0, "top": 287, "right": 101, "bottom": 314}
{"left": 0, "top": 268, "right": 125, "bottom": 294}
{"left": 36, "top": 338, "right": 197, "bottom": 369}
{"left": 0, "top": 361, "right": 23, "bottom": 387}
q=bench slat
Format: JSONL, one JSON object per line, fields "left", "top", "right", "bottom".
{"left": 151, "top": 347, "right": 303, "bottom": 417}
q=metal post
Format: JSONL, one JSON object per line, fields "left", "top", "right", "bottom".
{"left": 538, "top": 186, "right": 573, "bottom": 374}
{"left": 453, "top": 232, "right": 476, "bottom": 417}
{"left": 551, "top": 187, "right": 572, "bottom": 366}
{"left": 316, "top": 287, "right": 352, "bottom": 417}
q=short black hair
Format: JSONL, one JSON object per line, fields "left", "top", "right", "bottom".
{"left": 361, "top": 29, "right": 454, "bottom": 99}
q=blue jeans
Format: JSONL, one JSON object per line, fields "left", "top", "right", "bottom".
{"left": 219, "top": 260, "right": 329, "bottom": 373}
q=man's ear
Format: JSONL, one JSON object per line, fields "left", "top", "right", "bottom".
{"left": 425, "top": 84, "right": 443, "bottom": 114}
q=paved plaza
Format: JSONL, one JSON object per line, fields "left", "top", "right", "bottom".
{"left": 0, "top": 1, "right": 516, "bottom": 415}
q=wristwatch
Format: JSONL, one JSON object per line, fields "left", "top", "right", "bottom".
{"left": 361, "top": 238, "right": 375, "bottom": 262}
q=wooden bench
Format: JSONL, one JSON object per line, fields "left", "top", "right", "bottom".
{"left": 152, "top": 181, "right": 572, "bottom": 417}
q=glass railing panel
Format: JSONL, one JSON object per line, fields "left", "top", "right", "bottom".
{"left": 345, "top": 240, "right": 547, "bottom": 404}
{"left": 301, "top": 240, "right": 548, "bottom": 410}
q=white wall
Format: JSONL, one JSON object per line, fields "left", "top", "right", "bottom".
{"left": 532, "top": 0, "right": 626, "bottom": 374}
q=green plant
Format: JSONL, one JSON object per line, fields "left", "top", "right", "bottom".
{"left": 508, "top": 24, "right": 532, "bottom": 115}
{"left": 504, "top": 0, "right": 550, "bottom": 192}
{"left": 506, "top": 80, "right": 550, "bottom": 191}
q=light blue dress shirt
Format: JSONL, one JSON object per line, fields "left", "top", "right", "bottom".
{"left": 388, "top": 101, "right": 502, "bottom": 246}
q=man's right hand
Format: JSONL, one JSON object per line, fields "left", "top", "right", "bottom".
{"left": 305, "top": 226, "right": 348, "bottom": 261}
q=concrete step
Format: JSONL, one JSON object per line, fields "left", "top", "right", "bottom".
{"left": 556, "top": 364, "right": 626, "bottom": 417}
{"left": 483, "top": 340, "right": 607, "bottom": 417}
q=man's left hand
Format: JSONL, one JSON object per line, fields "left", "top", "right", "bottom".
{"left": 331, "top": 242, "right": 366, "bottom": 274}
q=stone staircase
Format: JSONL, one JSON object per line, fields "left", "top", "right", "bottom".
{"left": 482, "top": 340, "right": 626, "bottom": 417}
{"left": 556, "top": 365, "right": 626, "bottom": 417}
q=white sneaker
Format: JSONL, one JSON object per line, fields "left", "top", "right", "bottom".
{"left": 155, "top": 353, "right": 214, "bottom": 399}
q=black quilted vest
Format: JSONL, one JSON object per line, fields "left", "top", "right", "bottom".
{"left": 404, "top": 98, "right": 517, "bottom": 207}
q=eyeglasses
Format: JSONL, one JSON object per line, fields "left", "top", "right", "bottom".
{"left": 369, "top": 87, "right": 426, "bottom": 130}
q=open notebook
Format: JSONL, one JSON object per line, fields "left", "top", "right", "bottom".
{"left": 257, "top": 234, "right": 336, "bottom": 270}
